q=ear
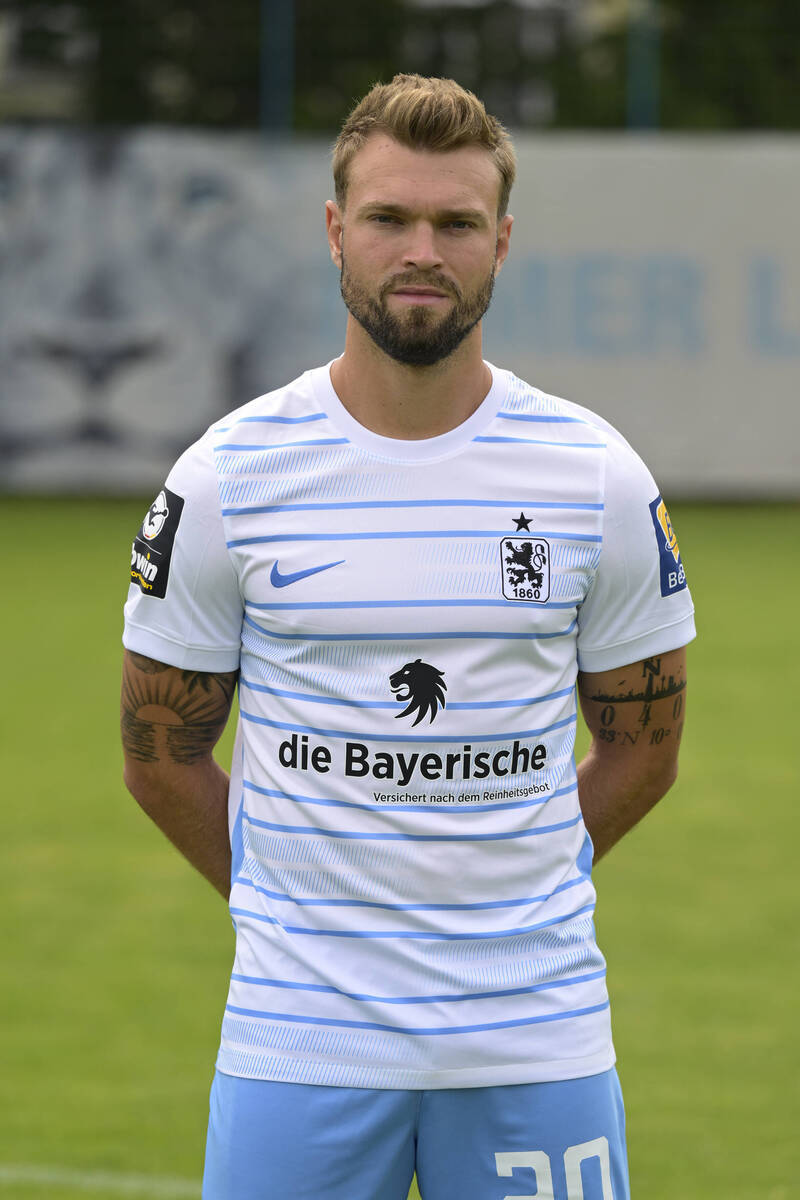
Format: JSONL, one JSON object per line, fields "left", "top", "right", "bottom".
{"left": 494, "top": 213, "right": 513, "bottom": 275}
{"left": 325, "top": 200, "right": 344, "bottom": 268}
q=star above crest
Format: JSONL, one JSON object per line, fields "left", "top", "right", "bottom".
{"left": 513, "top": 512, "right": 532, "bottom": 532}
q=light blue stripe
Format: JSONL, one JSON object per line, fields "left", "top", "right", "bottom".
{"left": 238, "top": 707, "right": 576, "bottom": 744}
{"left": 223, "top": 998, "right": 610, "bottom": 1035}
{"left": 229, "top": 966, "right": 605, "bottom": 1005}
{"left": 232, "top": 871, "right": 586, "bottom": 913}
{"left": 241, "top": 809, "right": 583, "bottom": 842}
{"left": 474, "top": 436, "right": 605, "bottom": 449}
{"left": 215, "top": 414, "right": 327, "bottom": 432}
{"left": 239, "top": 677, "right": 396, "bottom": 710}
{"left": 227, "top": 529, "right": 601, "bottom": 548}
{"left": 243, "top": 614, "right": 577, "bottom": 640}
{"left": 239, "top": 674, "right": 574, "bottom": 712}
{"left": 241, "top": 775, "right": 577, "bottom": 815}
{"left": 496, "top": 412, "right": 589, "bottom": 425}
{"left": 216, "top": 438, "right": 349, "bottom": 451}
{"left": 229, "top": 899, "right": 594, "bottom": 940}
{"left": 235, "top": 413, "right": 327, "bottom": 424}
{"left": 222, "top": 498, "right": 604, "bottom": 516}
{"left": 246, "top": 598, "right": 578, "bottom": 612}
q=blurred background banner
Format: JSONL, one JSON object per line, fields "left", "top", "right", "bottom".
{"left": 1, "top": 129, "right": 797, "bottom": 496}
{"left": 487, "top": 136, "right": 800, "bottom": 498}
{"left": 0, "top": 129, "right": 331, "bottom": 494}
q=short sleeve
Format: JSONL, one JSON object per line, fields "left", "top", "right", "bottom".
{"left": 123, "top": 436, "right": 243, "bottom": 672}
{"left": 576, "top": 433, "right": 696, "bottom": 674}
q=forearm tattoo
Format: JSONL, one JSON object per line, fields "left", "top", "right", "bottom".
{"left": 121, "top": 651, "right": 238, "bottom": 765}
{"left": 578, "top": 656, "right": 686, "bottom": 748}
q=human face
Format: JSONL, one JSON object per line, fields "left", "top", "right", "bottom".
{"left": 326, "top": 136, "right": 512, "bottom": 367}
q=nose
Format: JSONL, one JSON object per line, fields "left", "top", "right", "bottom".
{"left": 401, "top": 221, "right": 444, "bottom": 271}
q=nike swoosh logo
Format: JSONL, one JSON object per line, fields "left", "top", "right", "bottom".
{"left": 270, "top": 559, "right": 345, "bottom": 588}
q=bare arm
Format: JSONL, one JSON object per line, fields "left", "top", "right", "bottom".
{"left": 120, "top": 649, "right": 238, "bottom": 898}
{"left": 576, "top": 646, "right": 687, "bottom": 863}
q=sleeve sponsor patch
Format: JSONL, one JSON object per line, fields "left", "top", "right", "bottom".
{"left": 649, "top": 495, "right": 687, "bottom": 597}
{"left": 130, "top": 486, "right": 185, "bottom": 599}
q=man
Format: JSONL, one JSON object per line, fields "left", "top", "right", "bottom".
{"left": 122, "top": 74, "right": 694, "bottom": 1200}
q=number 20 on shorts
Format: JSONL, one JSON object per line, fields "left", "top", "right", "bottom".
{"left": 495, "top": 1135, "right": 614, "bottom": 1199}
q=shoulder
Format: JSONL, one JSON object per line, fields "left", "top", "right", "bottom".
{"left": 489, "top": 364, "right": 629, "bottom": 445}
{"left": 164, "top": 366, "right": 326, "bottom": 495}
{"left": 206, "top": 366, "right": 326, "bottom": 446}
{"left": 490, "top": 364, "right": 652, "bottom": 481}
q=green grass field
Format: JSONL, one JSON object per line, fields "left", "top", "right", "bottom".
{"left": 1, "top": 499, "right": 798, "bottom": 1199}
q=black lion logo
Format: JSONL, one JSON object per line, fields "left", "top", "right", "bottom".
{"left": 389, "top": 659, "right": 447, "bottom": 726}
{"left": 504, "top": 539, "right": 546, "bottom": 589}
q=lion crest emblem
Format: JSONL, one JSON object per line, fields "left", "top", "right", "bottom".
{"left": 389, "top": 659, "right": 447, "bottom": 726}
{"left": 501, "top": 536, "right": 550, "bottom": 602}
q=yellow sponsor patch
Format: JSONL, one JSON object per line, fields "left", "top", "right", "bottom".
{"left": 655, "top": 498, "right": 681, "bottom": 564}
{"left": 649, "top": 495, "right": 687, "bottom": 596}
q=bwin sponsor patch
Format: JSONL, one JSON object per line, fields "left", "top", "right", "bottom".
{"left": 649, "top": 495, "right": 687, "bottom": 597}
{"left": 130, "top": 487, "right": 184, "bottom": 599}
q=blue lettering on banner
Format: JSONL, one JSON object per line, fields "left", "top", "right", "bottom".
{"left": 573, "top": 254, "right": 632, "bottom": 355}
{"left": 748, "top": 257, "right": 800, "bottom": 356}
{"left": 637, "top": 256, "right": 705, "bottom": 355}
{"left": 489, "top": 253, "right": 705, "bottom": 356}
{"left": 649, "top": 495, "right": 688, "bottom": 597}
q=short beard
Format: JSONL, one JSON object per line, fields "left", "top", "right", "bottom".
{"left": 339, "top": 256, "right": 496, "bottom": 368}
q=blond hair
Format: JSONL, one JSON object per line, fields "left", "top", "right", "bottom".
{"left": 332, "top": 74, "right": 516, "bottom": 218}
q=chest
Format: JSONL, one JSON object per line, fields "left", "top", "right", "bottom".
{"left": 222, "top": 442, "right": 604, "bottom": 643}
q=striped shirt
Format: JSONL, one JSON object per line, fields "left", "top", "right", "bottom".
{"left": 123, "top": 361, "right": 695, "bottom": 1089}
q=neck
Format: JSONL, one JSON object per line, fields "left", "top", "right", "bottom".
{"left": 329, "top": 319, "right": 492, "bottom": 440}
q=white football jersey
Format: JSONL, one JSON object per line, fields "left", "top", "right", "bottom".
{"left": 124, "top": 362, "right": 695, "bottom": 1089}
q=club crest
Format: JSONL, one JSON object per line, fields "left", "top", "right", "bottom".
{"left": 501, "top": 536, "right": 550, "bottom": 603}
{"left": 389, "top": 659, "right": 447, "bottom": 726}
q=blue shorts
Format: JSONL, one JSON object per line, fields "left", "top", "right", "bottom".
{"left": 202, "top": 1067, "right": 630, "bottom": 1199}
